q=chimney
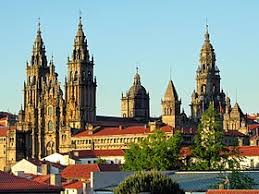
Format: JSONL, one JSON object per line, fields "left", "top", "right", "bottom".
{"left": 50, "top": 174, "right": 61, "bottom": 186}
{"left": 41, "top": 163, "right": 50, "bottom": 175}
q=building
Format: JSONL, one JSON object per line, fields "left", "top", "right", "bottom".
{"left": 90, "top": 171, "right": 259, "bottom": 194}
{"left": 121, "top": 68, "right": 150, "bottom": 121}
{"left": 0, "top": 126, "right": 16, "bottom": 171}
{"left": 0, "top": 18, "right": 251, "bottom": 172}
{"left": 0, "top": 170, "right": 63, "bottom": 194}
{"left": 17, "top": 21, "right": 65, "bottom": 158}
{"left": 190, "top": 25, "right": 226, "bottom": 121}
{"left": 11, "top": 158, "right": 64, "bottom": 176}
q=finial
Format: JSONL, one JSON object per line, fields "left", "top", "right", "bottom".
{"left": 136, "top": 66, "right": 139, "bottom": 74}
{"left": 79, "top": 10, "right": 82, "bottom": 25}
{"left": 37, "top": 17, "right": 41, "bottom": 33}
{"left": 204, "top": 18, "right": 209, "bottom": 41}
{"left": 51, "top": 53, "right": 54, "bottom": 63}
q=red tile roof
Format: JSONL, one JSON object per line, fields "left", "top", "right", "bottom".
{"left": 0, "top": 127, "right": 8, "bottom": 137}
{"left": 74, "top": 126, "right": 150, "bottom": 137}
{"left": 61, "top": 164, "right": 120, "bottom": 181}
{"left": 236, "top": 146, "right": 259, "bottom": 156}
{"left": 207, "top": 190, "right": 259, "bottom": 194}
{"left": 27, "top": 158, "right": 65, "bottom": 169}
{"left": 0, "top": 171, "right": 62, "bottom": 193}
{"left": 72, "top": 149, "right": 125, "bottom": 158}
{"left": 74, "top": 125, "right": 196, "bottom": 138}
{"left": 249, "top": 124, "right": 259, "bottom": 130}
{"left": 63, "top": 180, "right": 83, "bottom": 189}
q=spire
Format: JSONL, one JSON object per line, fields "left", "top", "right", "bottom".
{"left": 205, "top": 24, "right": 210, "bottom": 41}
{"left": 133, "top": 67, "right": 141, "bottom": 85}
{"left": 164, "top": 80, "right": 179, "bottom": 101}
{"left": 199, "top": 23, "right": 216, "bottom": 67}
{"left": 31, "top": 18, "right": 47, "bottom": 66}
{"left": 72, "top": 14, "right": 89, "bottom": 61}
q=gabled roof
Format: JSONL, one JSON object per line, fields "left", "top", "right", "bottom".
{"left": 61, "top": 164, "right": 120, "bottom": 181}
{"left": 0, "top": 171, "right": 62, "bottom": 193}
{"left": 164, "top": 80, "right": 179, "bottom": 101}
{"left": 231, "top": 102, "right": 244, "bottom": 116}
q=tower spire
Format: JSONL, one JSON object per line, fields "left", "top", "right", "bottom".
{"left": 31, "top": 17, "right": 47, "bottom": 66}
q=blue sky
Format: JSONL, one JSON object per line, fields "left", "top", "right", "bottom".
{"left": 0, "top": 1, "right": 259, "bottom": 117}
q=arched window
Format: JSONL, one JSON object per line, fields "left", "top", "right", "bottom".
{"left": 48, "top": 120, "right": 53, "bottom": 131}
{"left": 74, "top": 71, "right": 78, "bottom": 81}
{"left": 48, "top": 106, "right": 53, "bottom": 116}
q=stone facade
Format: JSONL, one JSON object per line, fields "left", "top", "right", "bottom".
{"left": 161, "top": 80, "right": 181, "bottom": 128}
{"left": 17, "top": 22, "right": 65, "bottom": 159}
{"left": 223, "top": 97, "right": 247, "bottom": 133}
{"left": 17, "top": 17, "right": 97, "bottom": 159}
{"left": 190, "top": 25, "right": 226, "bottom": 121}
{"left": 121, "top": 68, "right": 150, "bottom": 121}
{"left": 65, "top": 17, "right": 96, "bottom": 129}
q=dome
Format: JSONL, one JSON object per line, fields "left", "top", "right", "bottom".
{"left": 128, "top": 84, "right": 147, "bottom": 97}
{"left": 127, "top": 68, "right": 147, "bottom": 97}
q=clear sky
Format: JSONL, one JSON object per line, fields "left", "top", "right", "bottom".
{"left": 0, "top": 1, "right": 259, "bottom": 117}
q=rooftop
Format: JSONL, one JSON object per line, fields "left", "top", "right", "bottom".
{"left": 0, "top": 171, "right": 62, "bottom": 193}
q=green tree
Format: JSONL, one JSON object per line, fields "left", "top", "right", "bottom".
{"left": 114, "top": 171, "right": 184, "bottom": 194}
{"left": 191, "top": 103, "right": 227, "bottom": 170}
{"left": 211, "top": 171, "right": 256, "bottom": 189}
{"left": 227, "top": 170, "right": 256, "bottom": 189}
{"left": 123, "top": 130, "right": 182, "bottom": 171}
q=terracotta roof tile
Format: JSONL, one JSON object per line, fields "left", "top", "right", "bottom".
{"left": 74, "top": 126, "right": 150, "bottom": 137}
{"left": 61, "top": 164, "right": 120, "bottom": 181}
{"left": 0, "top": 127, "right": 8, "bottom": 137}
{"left": 249, "top": 124, "right": 259, "bottom": 130}
{"left": 73, "top": 149, "right": 125, "bottom": 158}
{"left": 237, "top": 146, "right": 259, "bottom": 156}
{"left": 0, "top": 171, "right": 62, "bottom": 192}
{"left": 63, "top": 180, "right": 83, "bottom": 189}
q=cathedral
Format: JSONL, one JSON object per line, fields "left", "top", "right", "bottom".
{"left": 11, "top": 17, "right": 250, "bottom": 162}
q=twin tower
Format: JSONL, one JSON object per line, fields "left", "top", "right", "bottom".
{"left": 17, "top": 17, "right": 96, "bottom": 158}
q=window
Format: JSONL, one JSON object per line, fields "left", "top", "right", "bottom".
{"left": 48, "top": 121, "right": 53, "bottom": 131}
{"left": 74, "top": 71, "right": 78, "bottom": 81}
{"left": 48, "top": 106, "right": 53, "bottom": 116}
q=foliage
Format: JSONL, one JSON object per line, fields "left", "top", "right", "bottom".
{"left": 96, "top": 158, "right": 107, "bottom": 164}
{"left": 191, "top": 103, "right": 232, "bottom": 170}
{"left": 113, "top": 171, "right": 184, "bottom": 194}
{"left": 123, "top": 129, "right": 182, "bottom": 171}
{"left": 210, "top": 170, "right": 256, "bottom": 189}
{"left": 227, "top": 170, "right": 256, "bottom": 189}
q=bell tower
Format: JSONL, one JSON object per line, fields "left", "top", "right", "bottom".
{"left": 191, "top": 25, "right": 226, "bottom": 121}
{"left": 161, "top": 80, "right": 181, "bottom": 128}
{"left": 65, "top": 16, "right": 97, "bottom": 129}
